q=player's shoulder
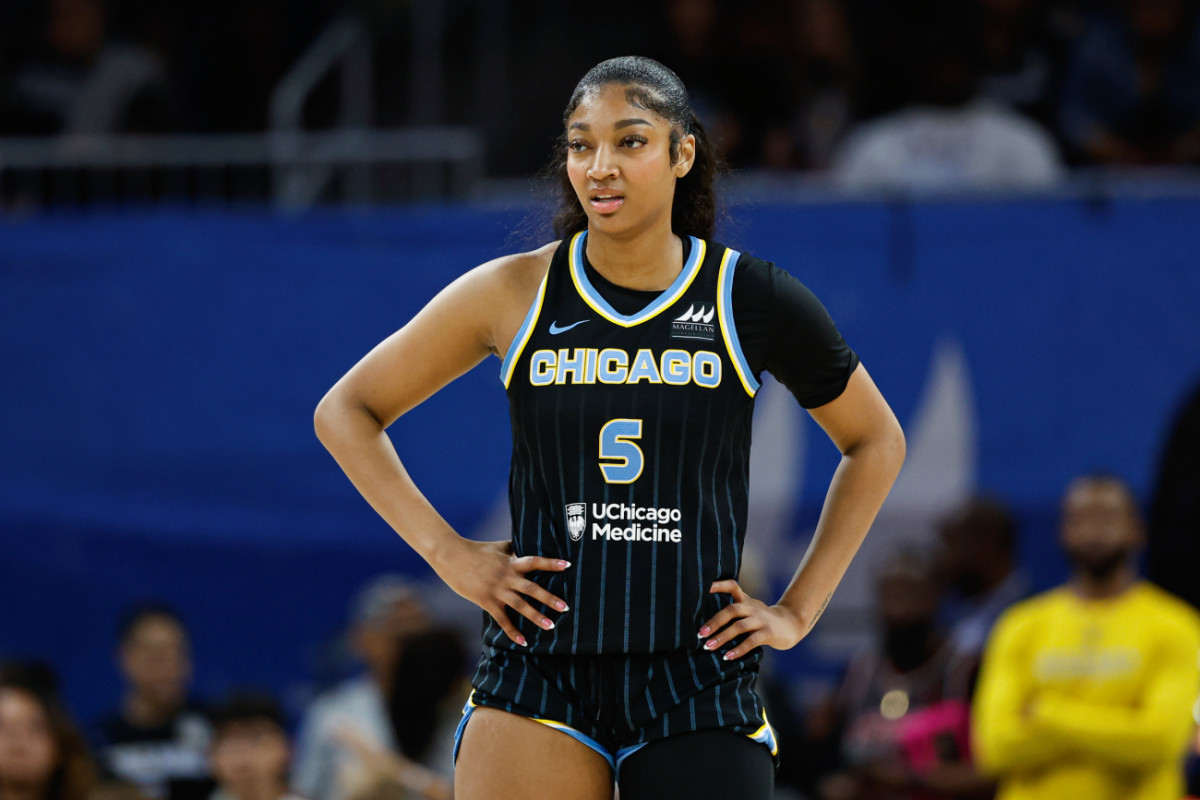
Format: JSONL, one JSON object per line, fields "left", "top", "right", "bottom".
{"left": 711, "top": 240, "right": 771, "bottom": 274}
{"left": 716, "top": 242, "right": 774, "bottom": 298}
{"left": 482, "top": 240, "right": 558, "bottom": 287}
{"left": 455, "top": 240, "right": 558, "bottom": 310}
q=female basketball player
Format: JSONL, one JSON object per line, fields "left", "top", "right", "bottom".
{"left": 315, "top": 57, "right": 905, "bottom": 800}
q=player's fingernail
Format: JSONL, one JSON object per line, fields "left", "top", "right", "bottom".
{"left": 541, "top": 618, "right": 555, "bottom": 629}
{"left": 555, "top": 601, "right": 569, "bottom": 611}
{"left": 723, "top": 652, "right": 736, "bottom": 661}
{"left": 516, "top": 636, "right": 527, "bottom": 646}
{"left": 557, "top": 560, "right": 571, "bottom": 568}
{"left": 704, "top": 639, "right": 716, "bottom": 650}
{"left": 697, "top": 626, "right": 711, "bottom": 637}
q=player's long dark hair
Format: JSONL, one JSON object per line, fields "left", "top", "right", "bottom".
{"left": 548, "top": 56, "right": 724, "bottom": 241}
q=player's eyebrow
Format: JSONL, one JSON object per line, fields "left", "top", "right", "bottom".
{"left": 568, "top": 118, "right": 655, "bottom": 131}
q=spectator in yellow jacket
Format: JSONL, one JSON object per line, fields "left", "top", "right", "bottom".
{"left": 973, "top": 473, "right": 1200, "bottom": 800}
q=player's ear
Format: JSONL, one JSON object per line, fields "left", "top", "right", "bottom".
{"left": 674, "top": 134, "right": 696, "bottom": 178}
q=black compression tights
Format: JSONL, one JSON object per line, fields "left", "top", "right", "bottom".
{"left": 617, "top": 729, "right": 774, "bottom": 800}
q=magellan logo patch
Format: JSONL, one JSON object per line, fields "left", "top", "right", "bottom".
{"left": 671, "top": 303, "right": 716, "bottom": 341}
{"left": 565, "top": 503, "right": 586, "bottom": 541}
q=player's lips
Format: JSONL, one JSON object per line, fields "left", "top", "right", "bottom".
{"left": 588, "top": 189, "right": 624, "bottom": 213}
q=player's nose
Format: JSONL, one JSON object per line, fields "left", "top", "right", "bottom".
{"left": 586, "top": 145, "right": 618, "bottom": 181}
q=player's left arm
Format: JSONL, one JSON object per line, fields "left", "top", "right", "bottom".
{"left": 1029, "top": 614, "right": 1200, "bottom": 768}
{"left": 699, "top": 363, "right": 905, "bottom": 657}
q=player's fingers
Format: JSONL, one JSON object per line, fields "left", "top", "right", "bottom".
{"left": 697, "top": 602, "right": 755, "bottom": 637}
{"left": 505, "top": 591, "right": 557, "bottom": 631}
{"left": 513, "top": 555, "right": 572, "bottom": 574}
{"left": 696, "top": 604, "right": 742, "bottom": 638}
{"left": 516, "top": 579, "right": 570, "bottom": 613}
{"left": 486, "top": 607, "right": 527, "bottom": 647}
{"left": 701, "top": 616, "right": 758, "bottom": 651}
{"left": 722, "top": 630, "right": 768, "bottom": 661}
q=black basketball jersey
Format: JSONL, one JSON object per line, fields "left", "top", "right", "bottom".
{"left": 489, "top": 231, "right": 764, "bottom": 656}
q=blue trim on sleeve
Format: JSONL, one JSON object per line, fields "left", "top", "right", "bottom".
{"left": 499, "top": 270, "right": 549, "bottom": 387}
{"left": 719, "top": 248, "right": 761, "bottom": 394}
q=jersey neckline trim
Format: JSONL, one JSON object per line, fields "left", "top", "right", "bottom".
{"left": 568, "top": 231, "right": 706, "bottom": 328}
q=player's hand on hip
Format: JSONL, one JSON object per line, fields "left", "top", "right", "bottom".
{"left": 697, "top": 579, "right": 805, "bottom": 660}
{"left": 439, "top": 539, "right": 570, "bottom": 647}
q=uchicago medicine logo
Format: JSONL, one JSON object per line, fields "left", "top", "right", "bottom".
{"left": 565, "top": 501, "right": 683, "bottom": 543}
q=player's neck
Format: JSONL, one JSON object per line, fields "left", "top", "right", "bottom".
{"left": 585, "top": 219, "right": 683, "bottom": 292}
{"left": 1069, "top": 567, "right": 1138, "bottom": 600}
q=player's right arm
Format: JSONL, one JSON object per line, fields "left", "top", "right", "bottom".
{"left": 313, "top": 243, "right": 568, "bottom": 646}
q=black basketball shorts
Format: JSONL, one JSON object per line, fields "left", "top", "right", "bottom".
{"left": 453, "top": 643, "right": 779, "bottom": 777}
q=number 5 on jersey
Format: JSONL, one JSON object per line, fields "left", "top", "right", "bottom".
{"left": 599, "top": 419, "right": 644, "bottom": 484}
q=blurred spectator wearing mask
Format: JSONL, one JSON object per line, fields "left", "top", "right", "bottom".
{"left": 936, "top": 498, "right": 1029, "bottom": 680}
{"left": 832, "top": 1, "right": 1063, "bottom": 192}
{"left": 814, "top": 550, "right": 993, "bottom": 800}
{"left": 0, "top": 0, "right": 171, "bottom": 135}
{"left": 0, "top": 664, "right": 97, "bottom": 800}
{"left": 207, "top": 694, "right": 299, "bottom": 800}
{"left": 94, "top": 606, "right": 211, "bottom": 800}
{"left": 973, "top": 474, "right": 1200, "bottom": 800}
{"left": 292, "top": 576, "right": 429, "bottom": 800}
{"left": 1059, "top": 0, "right": 1200, "bottom": 165}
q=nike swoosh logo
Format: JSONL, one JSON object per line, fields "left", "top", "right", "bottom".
{"left": 549, "top": 319, "right": 589, "bottom": 335}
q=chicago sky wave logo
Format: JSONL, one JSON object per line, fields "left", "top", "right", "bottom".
{"left": 671, "top": 303, "right": 716, "bottom": 341}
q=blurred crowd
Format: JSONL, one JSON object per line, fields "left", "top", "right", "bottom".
{"left": 1, "top": 578, "right": 465, "bottom": 800}
{"left": 4, "top": 473, "right": 1199, "bottom": 800}
{"left": 3, "top": 0, "right": 1200, "bottom": 187}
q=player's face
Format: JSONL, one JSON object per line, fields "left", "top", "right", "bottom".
{"left": 565, "top": 84, "right": 694, "bottom": 239}
{"left": 0, "top": 689, "right": 58, "bottom": 785}
{"left": 1060, "top": 479, "right": 1143, "bottom": 578}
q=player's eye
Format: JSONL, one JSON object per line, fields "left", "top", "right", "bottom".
{"left": 567, "top": 139, "right": 588, "bottom": 153}
{"left": 621, "top": 135, "right": 648, "bottom": 148}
